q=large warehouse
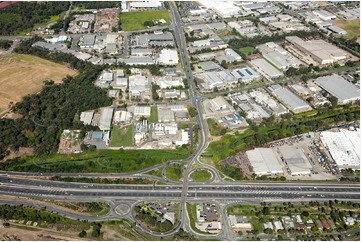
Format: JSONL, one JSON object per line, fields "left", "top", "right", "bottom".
{"left": 99, "top": 107, "right": 114, "bottom": 131}
{"left": 320, "top": 129, "right": 360, "bottom": 168}
{"left": 286, "top": 36, "right": 348, "bottom": 65}
{"left": 246, "top": 148, "right": 283, "bottom": 176}
{"left": 250, "top": 58, "right": 284, "bottom": 79}
{"left": 268, "top": 84, "right": 312, "bottom": 113}
{"left": 278, "top": 145, "right": 312, "bottom": 175}
{"left": 314, "top": 75, "right": 360, "bottom": 105}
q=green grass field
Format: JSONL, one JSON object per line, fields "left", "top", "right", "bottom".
{"left": 17, "top": 13, "right": 63, "bottom": 36}
{"left": 0, "top": 148, "right": 192, "bottom": 173}
{"left": 109, "top": 125, "right": 134, "bottom": 147}
{"left": 166, "top": 164, "right": 184, "bottom": 181}
{"left": 190, "top": 169, "right": 212, "bottom": 182}
{"left": 206, "top": 119, "right": 228, "bottom": 136}
{"left": 120, "top": 10, "right": 170, "bottom": 31}
{"left": 334, "top": 19, "right": 360, "bottom": 39}
{"left": 149, "top": 106, "right": 158, "bottom": 123}
{"left": 239, "top": 46, "right": 256, "bottom": 57}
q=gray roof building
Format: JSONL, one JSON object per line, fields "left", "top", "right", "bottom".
{"left": 315, "top": 75, "right": 360, "bottom": 104}
{"left": 99, "top": 107, "right": 114, "bottom": 131}
{"left": 268, "top": 84, "right": 311, "bottom": 113}
{"left": 199, "top": 61, "right": 222, "bottom": 72}
{"left": 246, "top": 148, "right": 283, "bottom": 175}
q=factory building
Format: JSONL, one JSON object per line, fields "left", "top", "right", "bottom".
{"left": 99, "top": 107, "right": 114, "bottom": 131}
{"left": 246, "top": 148, "right": 283, "bottom": 176}
{"left": 129, "top": 75, "right": 151, "bottom": 100}
{"left": 278, "top": 145, "right": 312, "bottom": 175}
{"left": 268, "top": 84, "right": 312, "bottom": 113}
{"left": 80, "top": 111, "right": 94, "bottom": 125}
{"left": 314, "top": 75, "right": 360, "bottom": 105}
{"left": 210, "top": 96, "right": 230, "bottom": 112}
{"left": 327, "top": 25, "right": 347, "bottom": 35}
{"left": 320, "top": 129, "right": 360, "bottom": 168}
{"left": 286, "top": 36, "right": 348, "bottom": 65}
{"left": 133, "top": 106, "right": 151, "bottom": 118}
{"left": 79, "top": 34, "right": 96, "bottom": 48}
{"left": 231, "top": 67, "right": 261, "bottom": 84}
{"left": 250, "top": 58, "right": 284, "bottom": 79}
{"left": 158, "top": 49, "right": 179, "bottom": 65}
{"left": 257, "top": 42, "right": 303, "bottom": 70}
{"left": 312, "top": 10, "right": 337, "bottom": 21}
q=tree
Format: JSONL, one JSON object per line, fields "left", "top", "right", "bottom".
{"left": 221, "top": 60, "right": 228, "bottom": 69}
{"left": 79, "top": 230, "right": 87, "bottom": 238}
{"left": 187, "top": 105, "right": 197, "bottom": 118}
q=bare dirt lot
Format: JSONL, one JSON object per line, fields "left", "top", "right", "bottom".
{"left": 0, "top": 54, "right": 77, "bottom": 116}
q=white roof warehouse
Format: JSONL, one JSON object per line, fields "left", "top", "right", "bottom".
{"left": 314, "top": 75, "right": 360, "bottom": 105}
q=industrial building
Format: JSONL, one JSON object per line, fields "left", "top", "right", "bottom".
{"left": 231, "top": 67, "right": 261, "bottom": 83}
{"left": 158, "top": 108, "right": 175, "bottom": 123}
{"left": 158, "top": 49, "right": 179, "bottom": 65}
{"left": 79, "top": 34, "right": 96, "bottom": 49}
{"left": 257, "top": 42, "right": 303, "bottom": 70}
{"left": 278, "top": 145, "right": 312, "bottom": 175}
{"left": 133, "top": 106, "right": 151, "bottom": 118}
{"left": 99, "top": 107, "right": 114, "bottom": 131}
{"left": 80, "top": 111, "right": 94, "bottom": 125}
{"left": 246, "top": 148, "right": 283, "bottom": 176}
{"left": 129, "top": 1, "right": 163, "bottom": 9}
{"left": 314, "top": 75, "right": 360, "bottom": 104}
{"left": 118, "top": 56, "right": 155, "bottom": 66}
{"left": 199, "top": 61, "right": 222, "bottom": 72}
{"left": 327, "top": 25, "right": 347, "bottom": 35}
{"left": 129, "top": 75, "right": 151, "bottom": 100}
{"left": 224, "top": 48, "right": 243, "bottom": 62}
{"left": 210, "top": 96, "right": 230, "bottom": 112}
{"left": 320, "top": 129, "right": 360, "bottom": 168}
{"left": 268, "top": 84, "right": 312, "bottom": 113}
{"left": 133, "top": 31, "right": 174, "bottom": 47}
{"left": 198, "top": 0, "right": 241, "bottom": 18}
{"left": 154, "top": 76, "right": 184, "bottom": 89}
{"left": 131, "top": 48, "right": 153, "bottom": 56}
{"left": 249, "top": 90, "right": 289, "bottom": 116}
{"left": 250, "top": 58, "right": 284, "bottom": 79}
{"left": 113, "top": 110, "right": 132, "bottom": 124}
{"left": 286, "top": 36, "right": 348, "bottom": 65}
{"left": 312, "top": 10, "right": 337, "bottom": 21}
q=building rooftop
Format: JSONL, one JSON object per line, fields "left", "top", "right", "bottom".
{"left": 278, "top": 145, "right": 312, "bottom": 175}
{"left": 246, "top": 148, "right": 283, "bottom": 175}
{"left": 268, "top": 84, "right": 311, "bottom": 112}
{"left": 314, "top": 75, "right": 359, "bottom": 102}
{"left": 199, "top": 61, "right": 221, "bottom": 71}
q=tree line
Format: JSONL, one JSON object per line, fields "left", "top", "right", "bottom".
{"left": 0, "top": 1, "right": 69, "bottom": 35}
{"left": 0, "top": 37, "right": 112, "bottom": 160}
{"left": 0, "top": 40, "right": 13, "bottom": 49}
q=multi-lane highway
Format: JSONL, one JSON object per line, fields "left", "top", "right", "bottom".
{"left": 0, "top": 2, "right": 360, "bottom": 240}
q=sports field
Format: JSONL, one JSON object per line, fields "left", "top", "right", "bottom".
{"left": 120, "top": 10, "right": 170, "bottom": 31}
{"left": 0, "top": 54, "right": 77, "bottom": 115}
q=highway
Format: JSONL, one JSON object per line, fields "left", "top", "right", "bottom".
{"left": 0, "top": 3, "right": 360, "bottom": 240}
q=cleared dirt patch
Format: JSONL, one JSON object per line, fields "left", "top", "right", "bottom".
{"left": 0, "top": 54, "right": 77, "bottom": 116}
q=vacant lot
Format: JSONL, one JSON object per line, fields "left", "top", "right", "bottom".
{"left": 0, "top": 54, "right": 77, "bottom": 115}
{"left": 109, "top": 125, "right": 134, "bottom": 147}
{"left": 239, "top": 46, "right": 256, "bottom": 57}
{"left": 334, "top": 19, "right": 360, "bottom": 39}
{"left": 120, "top": 10, "right": 170, "bottom": 31}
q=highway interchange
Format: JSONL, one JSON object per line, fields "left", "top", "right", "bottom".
{"left": 0, "top": 2, "right": 360, "bottom": 240}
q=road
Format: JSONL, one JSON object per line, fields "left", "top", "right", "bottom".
{"left": 168, "top": 1, "right": 212, "bottom": 235}
{"left": 0, "top": 3, "right": 360, "bottom": 240}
